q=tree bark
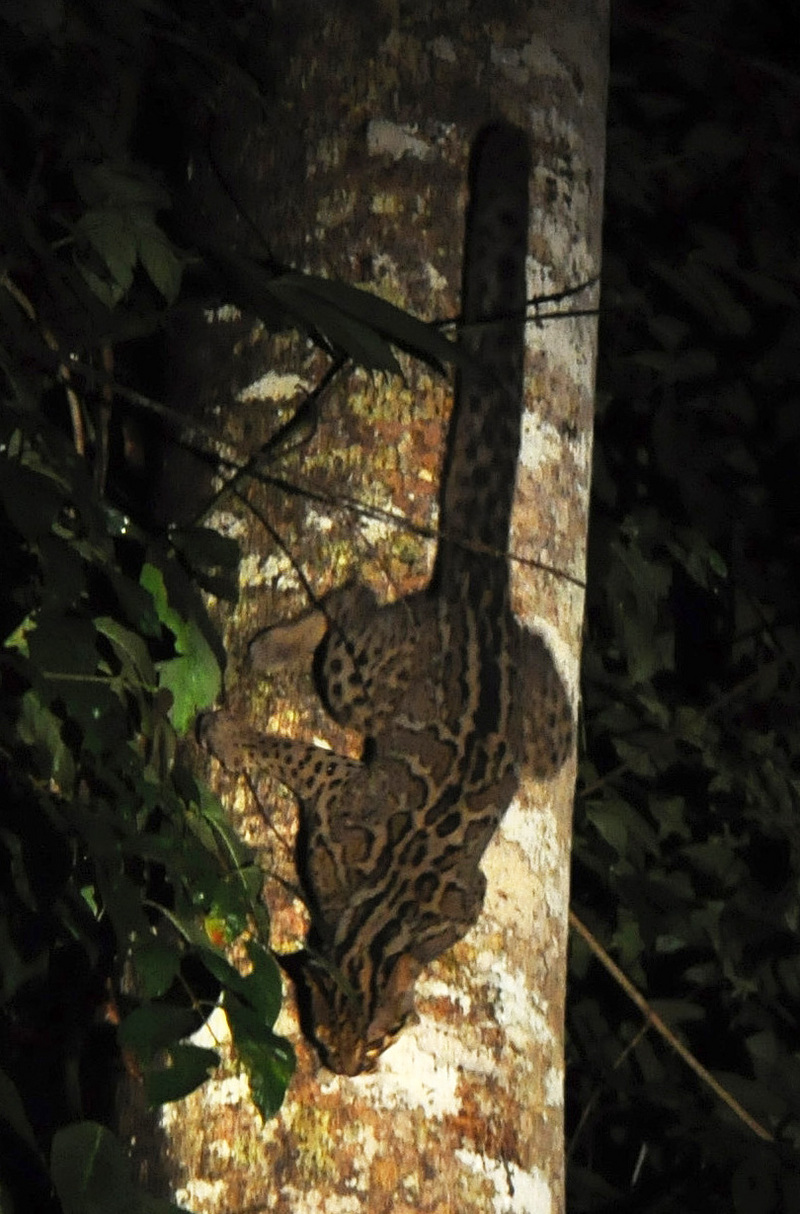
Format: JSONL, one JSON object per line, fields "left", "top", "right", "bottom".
{"left": 150, "top": 3, "right": 607, "bottom": 1211}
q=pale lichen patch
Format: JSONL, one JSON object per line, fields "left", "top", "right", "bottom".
{"left": 544, "top": 1064, "right": 564, "bottom": 1108}
{"left": 366, "top": 118, "right": 432, "bottom": 161}
{"left": 207, "top": 1136, "right": 232, "bottom": 1164}
{"left": 424, "top": 260, "right": 449, "bottom": 294}
{"left": 417, "top": 974, "right": 473, "bottom": 1014}
{"left": 172, "top": 1177, "right": 227, "bottom": 1213}
{"left": 357, "top": 1028, "right": 463, "bottom": 1118}
{"left": 210, "top": 511, "right": 250, "bottom": 542}
{"left": 497, "top": 793, "right": 562, "bottom": 871}
{"left": 455, "top": 1150, "right": 553, "bottom": 1214}
{"left": 519, "top": 411, "right": 563, "bottom": 474}
{"left": 238, "top": 549, "right": 301, "bottom": 594}
{"left": 236, "top": 370, "right": 311, "bottom": 404}
{"left": 473, "top": 950, "right": 554, "bottom": 1050}
{"left": 501, "top": 797, "right": 570, "bottom": 926}
{"left": 203, "top": 304, "right": 241, "bottom": 324}
{"left": 192, "top": 1073, "right": 251, "bottom": 1112}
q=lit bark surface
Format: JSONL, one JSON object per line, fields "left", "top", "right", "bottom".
{"left": 138, "top": 4, "right": 608, "bottom": 1211}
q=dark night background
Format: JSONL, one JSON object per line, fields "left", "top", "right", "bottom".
{"left": 1, "top": 1, "right": 799, "bottom": 1211}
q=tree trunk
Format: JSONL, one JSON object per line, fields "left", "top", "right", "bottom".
{"left": 149, "top": 3, "right": 607, "bottom": 1211}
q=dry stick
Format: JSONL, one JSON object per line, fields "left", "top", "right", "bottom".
{"left": 568, "top": 910, "right": 773, "bottom": 1142}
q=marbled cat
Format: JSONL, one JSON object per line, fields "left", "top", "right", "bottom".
{"left": 201, "top": 122, "right": 573, "bottom": 1075}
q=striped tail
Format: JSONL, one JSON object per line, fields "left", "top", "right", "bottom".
{"left": 435, "top": 122, "right": 530, "bottom": 586}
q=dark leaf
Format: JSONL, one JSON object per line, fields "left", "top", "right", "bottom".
{"left": 131, "top": 939, "right": 182, "bottom": 1000}
{"left": 118, "top": 1004, "right": 201, "bottom": 1066}
{"left": 169, "top": 526, "right": 240, "bottom": 573}
{"left": 224, "top": 995, "right": 295, "bottom": 1119}
{"left": 144, "top": 1044, "right": 220, "bottom": 1106}
{"left": 51, "top": 1122, "right": 136, "bottom": 1214}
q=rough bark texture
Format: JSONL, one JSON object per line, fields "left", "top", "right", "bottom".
{"left": 134, "top": 3, "right": 608, "bottom": 1211}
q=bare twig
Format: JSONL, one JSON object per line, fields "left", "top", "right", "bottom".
{"left": 569, "top": 910, "right": 773, "bottom": 1142}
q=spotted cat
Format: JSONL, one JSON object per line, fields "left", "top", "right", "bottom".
{"left": 200, "top": 122, "right": 573, "bottom": 1075}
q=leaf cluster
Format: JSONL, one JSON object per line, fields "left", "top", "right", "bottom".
{"left": 0, "top": 5, "right": 308, "bottom": 1211}
{"left": 0, "top": 402, "right": 295, "bottom": 1206}
{"left": 569, "top": 6, "right": 800, "bottom": 1212}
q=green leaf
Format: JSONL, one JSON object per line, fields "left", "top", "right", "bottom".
{"left": 0, "top": 916, "right": 49, "bottom": 1004}
{"left": 51, "top": 1120, "right": 188, "bottom": 1213}
{"left": 118, "top": 1004, "right": 201, "bottom": 1065}
{"left": 224, "top": 994, "right": 294, "bottom": 1119}
{"left": 77, "top": 208, "right": 137, "bottom": 294}
{"left": 667, "top": 531, "right": 728, "bottom": 587}
{"left": 140, "top": 562, "right": 181, "bottom": 635}
{"left": 648, "top": 998, "right": 705, "bottom": 1025}
{"left": 198, "top": 947, "right": 246, "bottom": 994}
{"left": 144, "top": 1043, "right": 220, "bottom": 1106}
{"left": 736, "top": 267, "right": 797, "bottom": 306}
{"left": 51, "top": 1122, "right": 137, "bottom": 1214}
{"left": 131, "top": 939, "right": 181, "bottom": 1000}
{"left": 94, "top": 616, "right": 156, "bottom": 688}
{"left": 652, "top": 257, "right": 751, "bottom": 335}
{"left": 243, "top": 941, "right": 284, "bottom": 1027}
{"left": 682, "top": 121, "right": 744, "bottom": 167}
{"left": 270, "top": 275, "right": 403, "bottom": 372}
{"left": 136, "top": 225, "right": 183, "bottom": 304}
{"left": 201, "top": 941, "right": 283, "bottom": 1027}
{"left": 653, "top": 796, "right": 690, "bottom": 841}
{"left": 610, "top": 737, "right": 658, "bottom": 778}
{"left": 275, "top": 272, "right": 458, "bottom": 371}
{"left": 732, "top": 1150, "right": 780, "bottom": 1214}
{"left": 606, "top": 536, "right": 673, "bottom": 682}
{"left": 206, "top": 868, "right": 260, "bottom": 941}
{"left": 612, "top": 913, "right": 645, "bottom": 969}
{"left": 204, "top": 248, "right": 457, "bottom": 373}
{"left": 16, "top": 689, "right": 76, "bottom": 792}
{"left": 107, "top": 567, "right": 162, "bottom": 637}
{"left": 24, "top": 608, "right": 130, "bottom": 748}
{"left": 74, "top": 163, "right": 172, "bottom": 211}
{"left": 585, "top": 803, "right": 629, "bottom": 857}
{"left": 682, "top": 838, "right": 738, "bottom": 884}
{"left": 669, "top": 348, "right": 717, "bottom": 381}
{"left": 673, "top": 705, "right": 718, "bottom": 751}
{"left": 647, "top": 313, "right": 690, "bottom": 350}
{"left": 169, "top": 527, "right": 240, "bottom": 601}
{"left": 157, "top": 632, "right": 221, "bottom": 734}
{"left": 140, "top": 562, "right": 222, "bottom": 732}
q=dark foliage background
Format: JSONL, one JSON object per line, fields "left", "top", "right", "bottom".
{"left": 0, "top": 5, "right": 296, "bottom": 1213}
{"left": 567, "top": 3, "right": 800, "bottom": 1211}
{"left": 1, "top": 1, "right": 799, "bottom": 1212}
